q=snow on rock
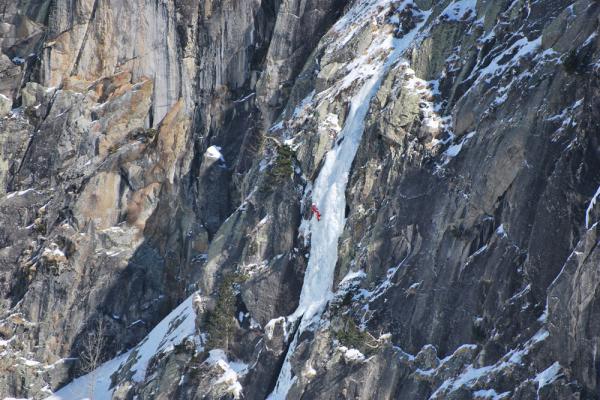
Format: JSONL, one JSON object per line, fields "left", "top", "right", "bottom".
{"left": 402, "top": 71, "right": 449, "bottom": 142}
{"left": 442, "top": 131, "right": 476, "bottom": 163}
{"left": 126, "top": 294, "right": 199, "bottom": 382}
{"left": 265, "top": 317, "right": 288, "bottom": 341}
{"left": 469, "top": 35, "right": 542, "bottom": 89}
{"left": 303, "top": 365, "right": 317, "bottom": 379}
{"left": 534, "top": 362, "right": 562, "bottom": 389}
{"left": 546, "top": 98, "right": 584, "bottom": 140}
{"left": 47, "top": 293, "right": 200, "bottom": 400}
{"left": 0, "top": 93, "right": 12, "bottom": 117}
{"left": 41, "top": 244, "right": 67, "bottom": 263}
{"left": 0, "top": 336, "right": 15, "bottom": 347}
{"left": 585, "top": 184, "right": 600, "bottom": 228}
{"left": 472, "top": 389, "right": 511, "bottom": 399}
{"left": 205, "top": 145, "right": 225, "bottom": 162}
{"left": 215, "top": 368, "right": 243, "bottom": 399}
{"left": 429, "top": 326, "right": 551, "bottom": 398}
{"left": 431, "top": 364, "right": 496, "bottom": 398}
{"left": 495, "top": 224, "right": 507, "bottom": 237}
{"left": 356, "top": 259, "right": 408, "bottom": 304}
{"left": 322, "top": 113, "right": 342, "bottom": 137}
{"left": 205, "top": 349, "right": 248, "bottom": 399}
{"left": 292, "top": 90, "right": 315, "bottom": 119}
{"left": 341, "top": 347, "right": 366, "bottom": 363}
{"left": 338, "top": 269, "right": 367, "bottom": 288}
{"left": 440, "top": 0, "right": 477, "bottom": 21}
{"left": 4, "top": 188, "right": 36, "bottom": 199}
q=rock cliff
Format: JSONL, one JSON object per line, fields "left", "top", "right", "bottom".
{"left": 1, "top": 0, "right": 600, "bottom": 399}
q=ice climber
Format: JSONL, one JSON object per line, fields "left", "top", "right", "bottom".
{"left": 311, "top": 203, "right": 322, "bottom": 221}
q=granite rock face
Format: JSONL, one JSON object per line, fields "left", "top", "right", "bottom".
{"left": 0, "top": 0, "right": 600, "bottom": 399}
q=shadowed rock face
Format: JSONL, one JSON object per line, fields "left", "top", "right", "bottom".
{"left": 0, "top": 0, "right": 600, "bottom": 399}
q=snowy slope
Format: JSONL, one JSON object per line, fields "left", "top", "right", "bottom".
{"left": 47, "top": 294, "right": 200, "bottom": 399}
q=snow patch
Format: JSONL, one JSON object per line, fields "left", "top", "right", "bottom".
{"left": 5, "top": 188, "right": 35, "bottom": 199}
{"left": 495, "top": 224, "right": 506, "bottom": 237}
{"left": 534, "top": 362, "right": 562, "bottom": 389}
{"left": 473, "top": 389, "right": 511, "bottom": 399}
{"left": 339, "top": 269, "right": 367, "bottom": 285}
{"left": 265, "top": 317, "right": 287, "bottom": 341}
{"left": 207, "top": 349, "right": 249, "bottom": 397}
{"left": 432, "top": 365, "right": 495, "bottom": 397}
{"left": 41, "top": 247, "right": 66, "bottom": 259}
{"left": 530, "top": 328, "right": 549, "bottom": 344}
{"left": 292, "top": 91, "right": 315, "bottom": 118}
{"left": 440, "top": 0, "right": 477, "bottom": 21}
{"left": 585, "top": 185, "right": 600, "bottom": 228}
{"left": 341, "top": 347, "right": 366, "bottom": 363}
{"left": 442, "top": 131, "right": 476, "bottom": 163}
{"left": 469, "top": 35, "right": 542, "bottom": 89}
{"left": 205, "top": 145, "right": 225, "bottom": 162}
{"left": 430, "top": 326, "right": 550, "bottom": 398}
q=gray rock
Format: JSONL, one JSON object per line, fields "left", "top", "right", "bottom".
{"left": 0, "top": 0, "right": 599, "bottom": 399}
{"left": 0, "top": 94, "right": 11, "bottom": 118}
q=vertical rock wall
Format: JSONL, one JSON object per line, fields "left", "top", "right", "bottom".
{"left": 0, "top": 0, "right": 600, "bottom": 399}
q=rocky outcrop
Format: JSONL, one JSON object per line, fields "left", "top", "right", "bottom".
{"left": 1, "top": 0, "right": 600, "bottom": 399}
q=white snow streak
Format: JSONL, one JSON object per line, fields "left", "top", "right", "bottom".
{"left": 534, "top": 362, "right": 562, "bottom": 389}
{"left": 585, "top": 185, "right": 600, "bottom": 228}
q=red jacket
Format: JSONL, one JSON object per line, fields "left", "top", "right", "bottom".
{"left": 311, "top": 204, "right": 321, "bottom": 221}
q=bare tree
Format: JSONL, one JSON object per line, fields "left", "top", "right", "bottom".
{"left": 79, "top": 319, "right": 108, "bottom": 398}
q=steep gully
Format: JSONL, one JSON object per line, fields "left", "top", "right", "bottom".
{"left": 268, "top": 3, "right": 431, "bottom": 398}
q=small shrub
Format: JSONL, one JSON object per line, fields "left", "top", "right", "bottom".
{"left": 261, "top": 145, "right": 296, "bottom": 194}
{"left": 33, "top": 218, "right": 46, "bottom": 234}
{"left": 23, "top": 107, "right": 38, "bottom": 124}
{"left": 270, "top": 145, "right": 294, "bottom": 179}
{"left": 330, "top": 290, "right": 355, "bottom": 314}
{"left": 563, "top": 49, "right": 580, "bottom": 74}
{"left": 340, "top": 291, "right": 354, "bottom": 307}
{"left": 448, "top": 224, "right": 468, "bottom": 238}
{"left": 563, "top": 47, "right": 592, "bottom": 75}
{"left": 334, "top": 317, "right": 378, "bottom": 355}
{"left": 145, "top": 128, "right": 158, "bottom": 139}
{"left": 472, "top": 322, "right": 487, "bottom": 342}
{"left": 128, "top": 128, "right": 158, "bottom": 142}
{"left": 107, "top": 144, "right": 119, "bottom": 154}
